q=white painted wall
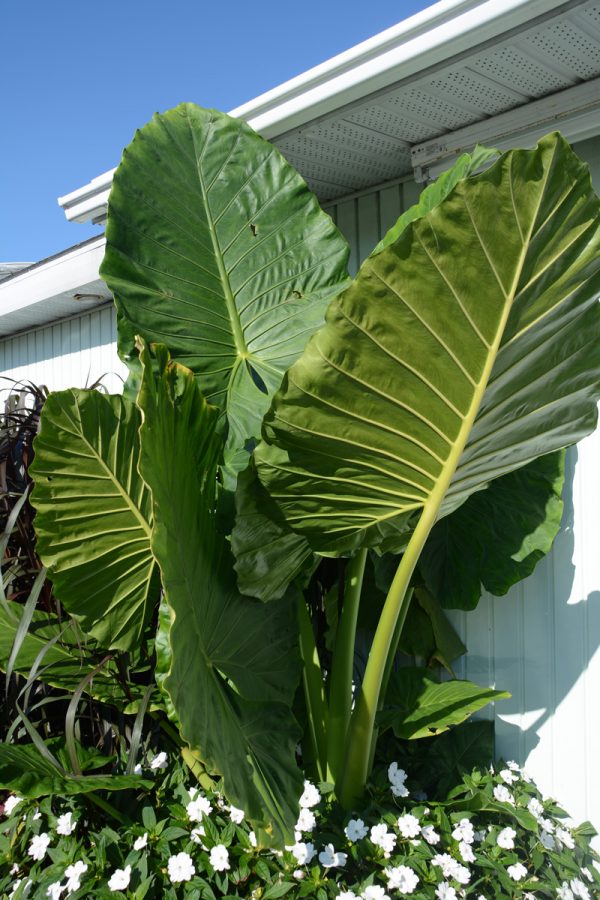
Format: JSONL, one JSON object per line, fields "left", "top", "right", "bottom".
{"left": 0, "top": 136, "right": 598, "bottom": 834}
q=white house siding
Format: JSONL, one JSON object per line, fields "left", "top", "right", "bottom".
{"left": 0, "top": 304, "right": 127, "bottom": 398}
{"left": 0, "top": 136, "right": 598, "bottom": 831}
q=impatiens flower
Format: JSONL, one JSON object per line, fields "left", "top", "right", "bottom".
{"left": 229, "top": 804, "right": 245, "bottom": 824}
{"left": 318, "top": 843, "right": 347, "bottom": 868}
{"left": 296, "top": 807, "right": 316, "bottom": 832}
{"left": 56, "top": 812, "right": 76, "bottom": 835}
{"left": 452, "top": 863, "right": 471, "bottom": 885}
{"left": 527, "top": 797, "right": 543, "bottom": 818}
{"left": 386, "top": 864, "right": 419, "bottom": 893}
{"left": 190, "top": 825, "right": 205, "bottom": 845}
{"left": 493, "top": 784, "right": 515, "bottom": 805}
{"left": 133, "top": 763, "right": 142, "bottom": 775}
{"left": 3, "top": 795, "right": 22, "bottom": 816}
{"left": 370, "top": 823, "right": 396, "bottom": 857}
{"left": 540, "top": 816, "right": 555, "bottom": 833}
{"left": 345, "top": 818, "right": 368, "bottom": 842}
{"left": 570, "top": 879, "right": 591, "bottom": 900}
{"left": 397, "top": 812, "right": 420, "bottom": 838}
{"left": 452, "top": 818, "right": 475, "bottom": 844}
{"left": 210, "top": 844, "right": 230, "bottom": 872}
{"left": 557, "top": 884, "right": 575, "bottom": 900}
{"left": 431, "top": 855, "right": 470, "bottom": 884}
{"left": 108, "top": 865, "right": 131, "bottom": 892}
{"left": 435, "top": 884, "right": 457, "bottom": 900}
{"left": 291, "top": 841, "right": 315, "bottom": 865}
{"left": 500, "top": 768, "right": 518, "bottom": 784}
{"left": 497, "top": 826, "right": 516, "bottom": 849}
{"left": 32, "top": 809, "right": 41, "bottom": 821}
{"left": 556, "top": 827, "right": 575, "bottom": 850}
{"left": 459, "top": 840, "right": 476, "bottom": 863}
{"left": 540, "top": 829, "right": 556, "bottom": 850}
{"left": 507, "top": 863, "right": 528, "bottom": 881}
{"left": 46, "top": 883, "right": 64, "bottom": 900}
{"left": 422, "top": 824, "right": 441, "bottom": 844}
{"left": 168, "top": 852, "right": 195, "bottom": 883}
{"left": 186, "top": 795, "right": 212, "bottom": 821}
{"left": 581, "top": 868, "right": 593, "bottom": 882}
{"left": 249, "top": 831, "right": 257, "bottom": 847}
{"left": 27, "top": 832, "right": 51, "bottom": 861}
{"left": 64, "top": 861, "right": 87, "bottom": 893}
{"left": 388, "top": 762, "right": 409, "bottom": 798}
{"left": 299, "top": 780, "right": 321, "bottom": 808}
{"left": 361, "top": 887, "right": 389, "bottom": 900}
{"left": 133, "top": 832, "right": 148, "bottom": 850}
{"left": 150, "top": 751, "right": 168, "bottom": 770}
{"left": 10, "top": 879, "right": 32, "bottom": 898}
{"left": 339, "top": 892, "right": 358, "bottom": 900}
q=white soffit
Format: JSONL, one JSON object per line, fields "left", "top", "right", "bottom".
{"left": 0, "top": 236, "right": 110, "bottom": 338}
{"left": 58, "top": 0, "right": 600, "bottom": 219}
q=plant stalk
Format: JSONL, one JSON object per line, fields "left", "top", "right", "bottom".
{"left": 298, "top": 596, "right": 329, "bottom": 781}
{"left": 327, "top": 548, "right": 367, "bottom": 782}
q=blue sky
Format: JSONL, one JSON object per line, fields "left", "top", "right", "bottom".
{"left": 1, "top": 0, "right": 434, "bottom": 263}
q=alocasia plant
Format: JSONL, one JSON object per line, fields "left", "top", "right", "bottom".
{"left": 28, "top": 103, "right": 600, "bottom": 841}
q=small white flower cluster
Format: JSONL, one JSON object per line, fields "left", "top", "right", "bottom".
{"left": 388, "top": 761, "right": 409, "bottom": 798}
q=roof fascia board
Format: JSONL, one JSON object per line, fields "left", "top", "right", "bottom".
{"left": 58, "top": 0, "right": 573, "bottom": 225}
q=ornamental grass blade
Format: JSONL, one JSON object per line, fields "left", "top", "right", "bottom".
{"left": 256, "top": 134, "right": 600, "bottom": 554}
{"left": 100, "top": 104, "right": 350, "bottom": 478}
{"left": 136, "top": 341, "right": 303, "bottom": 846}
{"left": 29, "top": 390, "right": 156, "bottom": 650}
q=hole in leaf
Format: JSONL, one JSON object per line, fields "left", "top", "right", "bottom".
{"left": 246, "top": 360, "right": 268, "bottom": 395}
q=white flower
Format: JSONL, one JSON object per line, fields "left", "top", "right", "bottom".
{"left": 249, "top": 831, "right": 257, "bottom": 847}
{"left": 299, "top": 780, "right": 321, "bottom": 808}
{"left": 570, "top": 879, "right": 591, "bottom": 900}
{"left": 507, "top": 760, "right": 520, "bottom": 771}
{"left": 493, "top": 784, "right": 515, "bottom": 805}
{"left": 452, "top": 818, "right": 475, "bottom": 844}
{"left": 339, "top": 892, "right": 358, "bottom": 900}
{"left": 345, "top": 818, "right": 368, "bottom": 841}
{"left": 459, "top": 840, "right": 476, "bottom": 863}
{"left": 556, "top": 827, "right": 575, "bottom": 850}
{"left": 296, "top": 807, "right": 316, "bottom": 833}
{"left": 64, "top": 861, "right": 87, "bottom": 894}
{"left": 190, "top": 826, "right": 205, "bottom": 845}
{"left": 108, "top": 865, "right": 131, "bottom": 892}
{"left": 370, "top": 823, "right": 396, "bottom": 857}
{"left": 527, "top": 797, "right": 544, "bottom": 818}
{"left": 319, "top": 843, "right": 347, "bottom": 868}
{"left": 581, "top": 868, "right": 593, "bottom": 882}
{"left": 188, "top": 786, "right": 198, "bottom": 799}
{"left": 210, "top": 844, "right": 230, "bottom": 872}
{"left": 453, "top": 863, "right": 471, "bottom": 885}
{"left": 540, "top": 816, "right": 555, "bottom": 833}
{"left": 10, "top": 864, "right": 19, "bottom": 875}
{"left": 497, "top": 826, "right": 516, "bottom": 849}
{"left": 507, "top": 863, "right": 528, "bottom": 882}
{"left": 431, "top": 854, "right": 470, "bottom": 884}
{"left": 291, "top": 841, "right": 315, "bottom": 865}
{"left": 150, "top": 751, "right": 168, "bottom": 770}
{"left": 361, "top": 888, "right": 389, "bottom": 900}
{"left": 421, "top": 824, "right": 441, "bottom": 844}
{"left": 133, "top": 832, "right": 148, "bottom": 850}
{"left": 229, "top": 804, "right": 245, "bottom": 824}
{"left": 133, "top": 763, "right": 142, "bottom": 775}
{"left": 56, "top": 812, "right": 76, "bottom": 836}
{"left": 388, "top": 762, "right": 409, "bottom": 797}
{"left": 32, "top": 808, "right": 41, "bottom": 821}
{"left": 540, "top": 829, "right": 556, "bottom": 850}
{"left": 557, "top": 884, "right": 575, "bottom": 900}
{"left": 46, "top": 883, "right": 64, "bottom": 900}
{"left": 168, "top": 851, "right": 195, "bottom": 883}
{"left": 186, "top": 795, "right": 212, "bottom": 821}
{"left": 3, "top": 795, "right": 22, "bottom": 816}
{"left": 500, "top": 768, "right": 518, "bottom": 784}
{"left": 293, "top": 869, "right": 305, "bottom": 879}
{"left": 10, "top": 880, "right": 32, "bottom": 898}
{"left": 386, "top": 864, "right": 419, "bottom": 893}
{"left": 397, "top": 812, "right": 420, "bottom": 838}
{"left": 27, "top": 832, "right": 51, "bottom": 861}
{"left": 435, "top": 885, "right": 457, "bottom": 900}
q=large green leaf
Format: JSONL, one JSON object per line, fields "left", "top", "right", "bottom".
{"left": 136, "top": 342, "right": 303, "bottom": 846}
{"left": 255, "top": 134, "right": 600, "bottom": 554}
{"left": 419, "top": 450, "right": 565, "bottom": 610}
{"left": 378, "top": 667, "right": 509, "bottom": 739}
{"left": 29, "top": 390, "right": 156, "bottom": 650}
{"left": 0, "top": 742, "right": 150, "bottom": 798}
{"left": 100, "top": 103, "right": 350, "bottom": 476}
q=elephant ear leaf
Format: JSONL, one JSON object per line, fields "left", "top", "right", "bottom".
{"left": 419, "top": 450, "right": 566, "bottom": 610}
{"left": 255, "top": 133, "right": 600, "bottom": 555}
{"left": 100, "top": 103, "right": 350, "bottom": 479}
{"left": 136, "top": 341, "right": 303, "bottom": 846}
{"left": 29, "top": 390, "right": 156, "bottom": 651}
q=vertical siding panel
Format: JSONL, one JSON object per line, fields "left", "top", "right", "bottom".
{"left": 379, "top": 184, "right": 402, "bottom": 238}
{"left": 356, "top": 194, "right": 379, "bottom": 260}
{"left": 335, "top": 199, "right": 359, "bottom": 276}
